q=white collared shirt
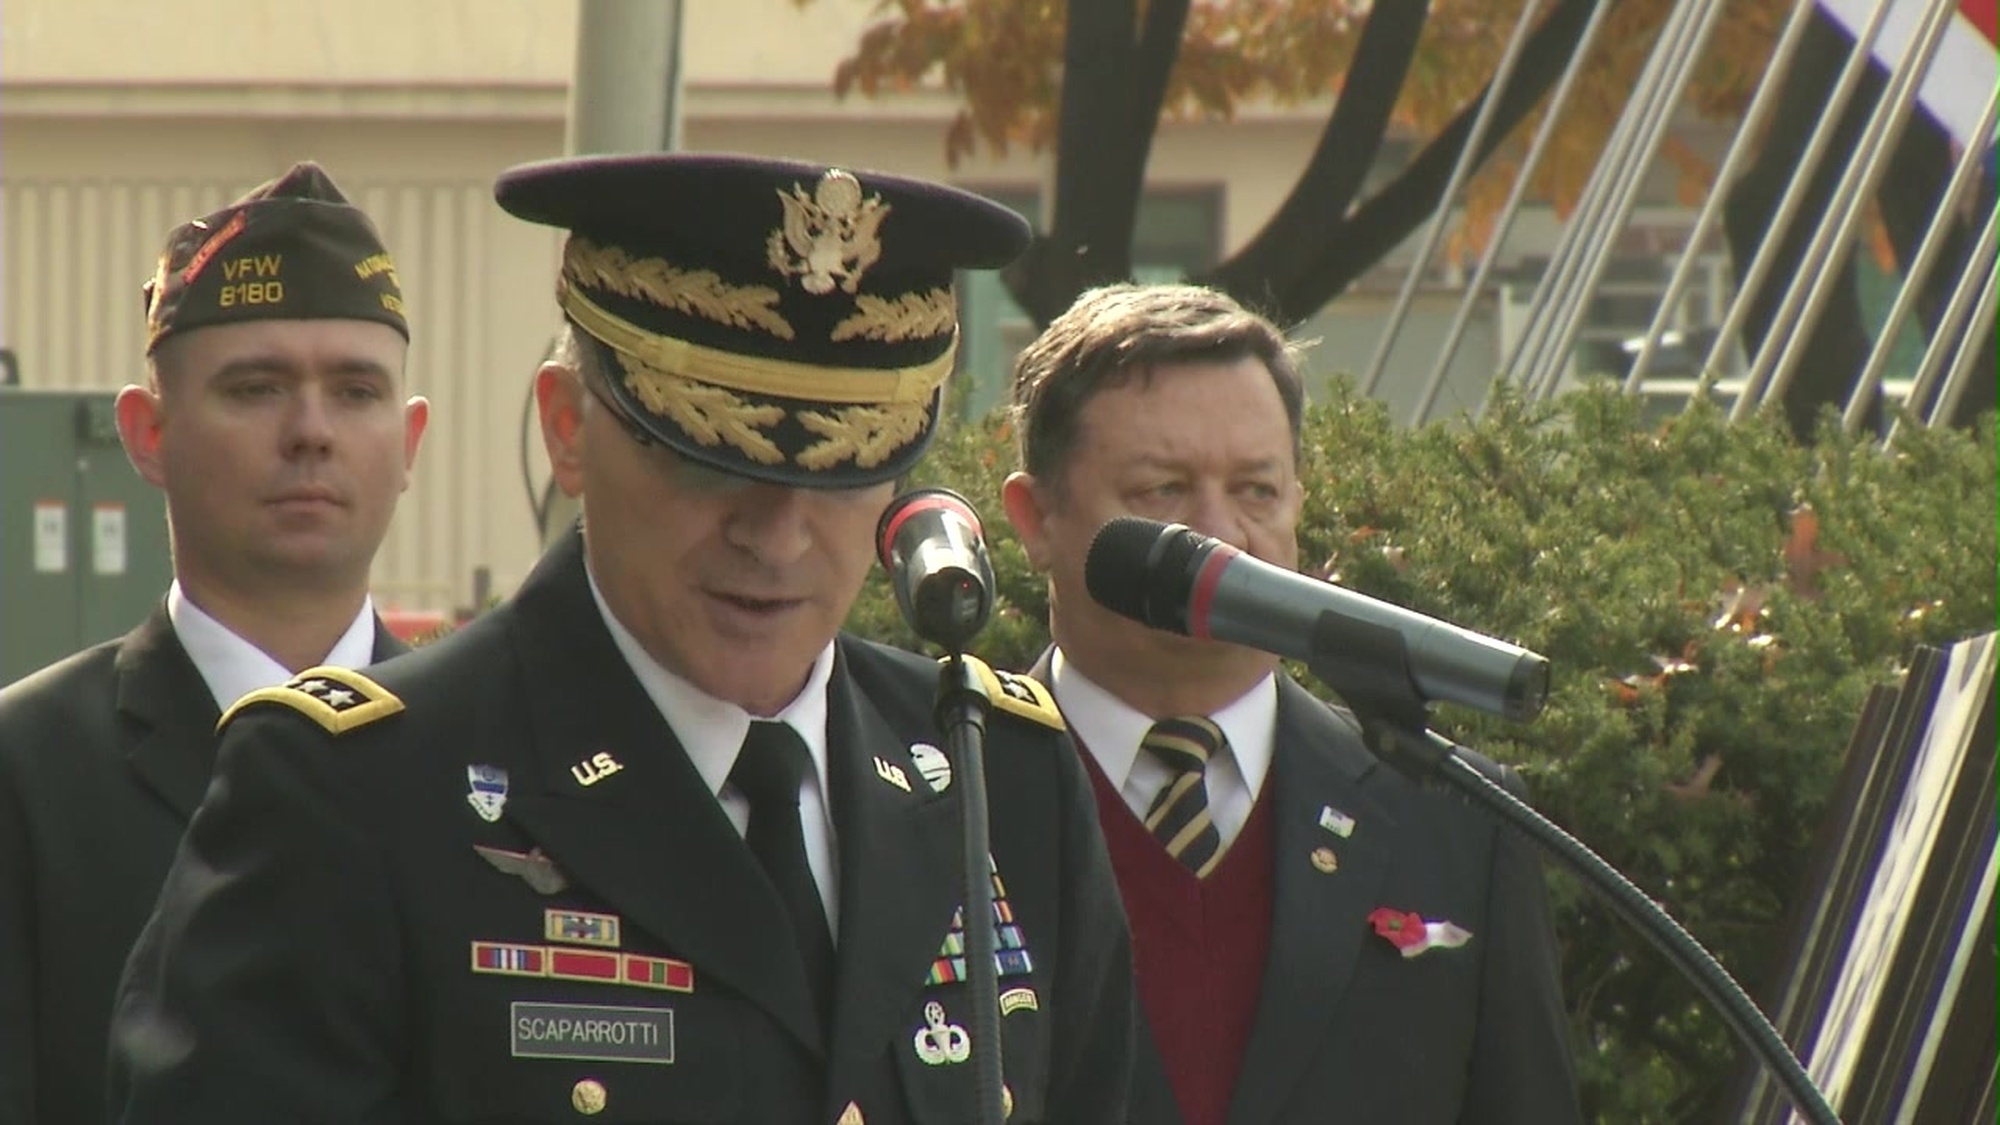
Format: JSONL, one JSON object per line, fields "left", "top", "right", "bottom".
{"left": 1049, "top": 648, "right": 1277, "bottom": 847}
{"left": 586, "top": 569, "right": 841, "bottom": 936}
{"left": 168, "top": 581, "right": 379, "bottom": 714}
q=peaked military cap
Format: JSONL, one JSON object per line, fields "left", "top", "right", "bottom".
{"left": 143, "top": 161, "right": 408, "bottom": 354}
{"left": 494, "top": 152, "right": 1032, "bottom": 488}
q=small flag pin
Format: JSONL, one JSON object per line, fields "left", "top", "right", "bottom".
{"left": 1318, "top": 805, "right": 1356, "bottom": 838}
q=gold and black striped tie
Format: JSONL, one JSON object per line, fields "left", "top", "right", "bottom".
{"left": 1141, "top": 716, "right": 1227, "bottom": 877}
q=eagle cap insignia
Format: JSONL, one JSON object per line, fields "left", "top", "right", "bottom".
{"left": 767, "top": 169, "right": 889, "bottom": 296}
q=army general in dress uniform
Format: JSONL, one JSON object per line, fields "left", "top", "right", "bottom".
{"left": 107, "top": 154, "right": 1135, "bottom": 1124}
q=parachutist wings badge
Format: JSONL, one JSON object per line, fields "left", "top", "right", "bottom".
{"left": 473, "top": 844, "right": 571, "bottom": 896}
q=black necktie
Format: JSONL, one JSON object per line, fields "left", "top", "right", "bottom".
{"left": 729, "top": 720, "right": 835, "bottom": 1026}
{"left": 1141, "top": 715, "right": 1228, "bottom": 877}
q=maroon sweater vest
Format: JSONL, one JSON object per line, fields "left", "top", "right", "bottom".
{"left": 1081, "top": 749, "right": 1276, "bottom": 1125}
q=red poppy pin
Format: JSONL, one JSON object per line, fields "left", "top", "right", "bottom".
{"left": 1368, "top": 906, "right": 1472, "bottom": 958}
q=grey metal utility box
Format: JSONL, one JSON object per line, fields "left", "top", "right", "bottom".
{"left": 1, "top": 387, "right": 172, "bottom": 686}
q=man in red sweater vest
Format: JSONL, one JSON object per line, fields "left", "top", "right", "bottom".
{"left": 1000, "top": 284, "right": 1581, "bottom": 1125}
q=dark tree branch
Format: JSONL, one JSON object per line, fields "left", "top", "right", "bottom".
{"left": 1198, "top": 0, "right": 1597, "bottom": 327}
{"left": 1203, "top": 1, "right": 1430, "bottom": 309}
{"left": 1006, "top": 0, "right": 1188, "bottom": 326}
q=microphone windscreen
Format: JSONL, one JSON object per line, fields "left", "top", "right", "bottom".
{"left": 1085, "top": 517, "right": 1204, "bottom": 631}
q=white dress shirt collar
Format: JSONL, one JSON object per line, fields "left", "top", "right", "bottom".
{"left": 585, "top": 566, "right": 841, "bottom": 929}
{"left": 1048, "top": 648, "right": 1278, "bottom": 845}
{"left": 167, "top": 581, "right": 379, "bottom": 713}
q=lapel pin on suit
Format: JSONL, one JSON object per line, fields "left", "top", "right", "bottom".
{"left": 1368, "top": 906, "right": 1473, "bottom": 958}
{"left": 1310, "top": 846, "right": 1340, "bottom": 874}
{"left": 1318, "top": 804, "right": 1356, "bottom": 837}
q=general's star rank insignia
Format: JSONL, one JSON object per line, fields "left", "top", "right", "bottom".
{"left": 218, "top": 665, "right": 403, "bottom": 735}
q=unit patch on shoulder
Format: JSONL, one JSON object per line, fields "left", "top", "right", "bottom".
{"left": 957, "top": 656, "right": 1065, "bottom": 732}
{"left": 218, "top": 665, "right": 405, "bottom": 735}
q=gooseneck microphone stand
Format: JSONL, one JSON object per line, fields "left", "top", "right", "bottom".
{"left": 1307, "top": 610, "right": 1842, "bottom": 1125}
{"left": 934, "top": 655, "right": 1006, "bottom": 1125}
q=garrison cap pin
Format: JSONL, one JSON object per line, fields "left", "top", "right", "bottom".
{"left": 874, "top": 756, "right": 912, "bottom": 792}
{"left": 473, "top": 844, "right": 571, "bottom": 895}
{"left": 836, "top": 1102, "right": 865, "bottom": 1125}
{"left": 909, "top": 742, "right": 951, "bottom": 793}
{"left": 467, "top": 764, "right": 509, "bottom": 823}
{"left": 1319, "top": 805, "right": 1356, "bottom": 838}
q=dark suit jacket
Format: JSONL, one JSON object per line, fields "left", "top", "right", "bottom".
{"left": 107, "top": 530, "right": 1134, "bottom": 1124}
{"left": 1034, "top": 653, "right": 1580, "bottom": 1125}
{"left": 0, "top": 605, "right": 405, "bottom": 1125}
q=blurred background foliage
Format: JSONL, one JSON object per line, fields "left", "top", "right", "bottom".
{"left": 851, "top": 377, "right": 1997, "bottom": 1122}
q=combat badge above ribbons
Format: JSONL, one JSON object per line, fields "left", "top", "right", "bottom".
{"left": 218, "top": 665, "right": 403, "bottom": 735}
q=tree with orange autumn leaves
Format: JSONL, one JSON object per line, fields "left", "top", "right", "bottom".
{"left": 803, "top": 0, "right": 1787, "bottom": 328}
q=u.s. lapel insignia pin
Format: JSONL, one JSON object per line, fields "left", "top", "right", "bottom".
{"left": 467, "top": 764, "right": 509, "bottom": 823}
{"left": 1319, "top": 805, "right": 1356, "bottom": 838}
{"left": 571, "top": 751, "right": 624, "bottom": 787}
{"left": 1310, "top": 846, "right": 1340, "bottom": 874}
{"left": 874, "top": 756, "right": 912, "bottom": 792}
{"left": 913, "top": 999, "right": 972, "bottom": 1065}
{"left": 909, "top": 742, "right": 952, "bottom": 793}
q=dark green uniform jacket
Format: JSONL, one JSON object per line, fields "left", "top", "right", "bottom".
{"left": 109, "top": 531, "right": 1133, "bottom": 1124}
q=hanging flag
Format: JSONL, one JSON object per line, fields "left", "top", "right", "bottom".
{"left": 1816, "top": 0, "right": 1999, "bottom": 149}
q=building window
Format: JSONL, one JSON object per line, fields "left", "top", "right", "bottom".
{"left": 954, "top": 186, "right": 1222, "bottom": 418}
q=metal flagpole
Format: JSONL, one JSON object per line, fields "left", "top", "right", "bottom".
{"left": 1415, "top": 0, "right": 1614, "bottom": 425}
{"left": 1886, "top": 204, "right": 1999, "bottom": 442}
{"left": 1694, "top": 0, "right": 1902, "bottom": 411}
{"left": 1531, "top": 0, "right": 1732, "bottom": 402}
{"left": 1841, "top": 84, "right": 2000, "bottom": 432}
{"left": 1622, "top": 0, "right": 1822, "bottom": 395}
{"left": 1358, "top": 0, "right": 1549, "bottom": 398}
{"left": 1740, "top": 0, "right": 1961, "bottom": 422}
{"left": 1508, "top": 0, "right": 1720, "bottom": 403}
{"left": 1491, "top": 0, "right": 1669, "bottom": 404}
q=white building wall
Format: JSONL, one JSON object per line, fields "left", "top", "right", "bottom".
{"left": 3, "top": 0, "right": 1533, "bottom": 611}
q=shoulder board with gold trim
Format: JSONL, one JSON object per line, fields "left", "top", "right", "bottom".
{"left": 958, "top": 656, "right": 1065, "bottom": 731}
{"left": 217, "top": 666, "right": 404, "bottom": 736}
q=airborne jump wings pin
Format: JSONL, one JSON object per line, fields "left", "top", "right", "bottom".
{"left": 473, "top": 844, "right": 570, "bottom": 895}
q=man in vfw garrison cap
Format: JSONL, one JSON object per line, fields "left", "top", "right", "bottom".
{"left": 110, "top": 153, "right": 1134, "bottom": 1124}
{"left": 0, "top": 160, "right": 425, "bottom": 1124}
